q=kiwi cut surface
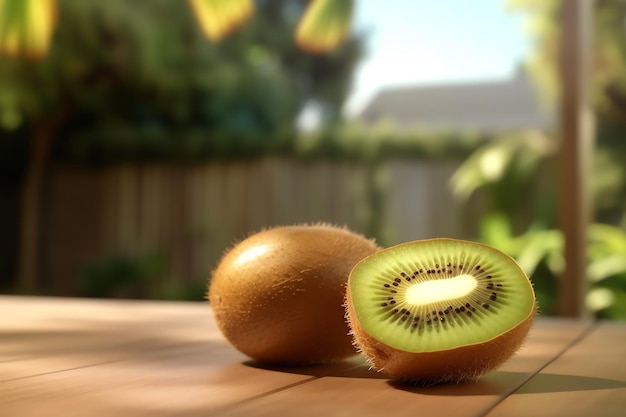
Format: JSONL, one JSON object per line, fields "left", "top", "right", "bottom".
{"left": 346, "top": 238, "right": 536, "bottom": 384}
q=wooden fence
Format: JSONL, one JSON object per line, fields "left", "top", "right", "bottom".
{"left": 42, "top": 157, "right": 479, "bottom": 296}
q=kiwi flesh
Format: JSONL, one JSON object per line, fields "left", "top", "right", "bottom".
{"left": 209, "top": 223, "right": 379, "bottom": 365}
{"left": 346, "top": 238, "right": 536, "bottom": 384}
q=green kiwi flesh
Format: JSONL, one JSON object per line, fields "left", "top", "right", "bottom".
{"left": 346, "top": 238, "right": 536, "bottom": 383}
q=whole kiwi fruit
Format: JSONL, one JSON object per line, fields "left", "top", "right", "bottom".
{"left": 209, "top": 223, "right": 379, "bottom": 365}
{"left": 346, "top": 238, "right": 536, "bottom": 385}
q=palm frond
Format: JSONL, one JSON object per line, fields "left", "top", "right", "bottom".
{"left": 188, "top": 0, "right": 253, "bottom": 41}
{"left": 295, "top": 0, "right": 354, "bottom": 54}
{"left": 0, "top": 0, "right": 57, "bottom": 60}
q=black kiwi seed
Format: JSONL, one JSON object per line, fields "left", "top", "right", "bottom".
{"left": 347, "top": 238, "right": 538, "bottom": 384}
{"left": 374, "top": 251, "right": 508, "bottom": 331}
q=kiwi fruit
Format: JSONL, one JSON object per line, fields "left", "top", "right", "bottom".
{"left": 209, "top": 223, "right": 379, "bottom": 365}
{"left": 345, "top": 238, "right": 536, "bottom": 384}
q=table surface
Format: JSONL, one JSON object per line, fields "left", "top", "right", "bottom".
{"left": 1, "top": 296, "right": 625, "bottom": 417}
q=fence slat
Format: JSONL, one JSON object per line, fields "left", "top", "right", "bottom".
{"left": 45, "top": 157, "right": 466, "bottom": 296}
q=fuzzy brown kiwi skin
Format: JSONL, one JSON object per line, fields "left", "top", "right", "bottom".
{"left": 209, "top": 223, "right": 380, "bottom": 365}
{"left": 345, "top": 238, "right": 537, "bottom": 385}
{"left": 347, "top": 298, "right": 536, "bottom": 385}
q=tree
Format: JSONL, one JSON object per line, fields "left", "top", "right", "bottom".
{"left": 509, "top": 0, "right": 626, "bottom": 125}
{"left": 0, "top": 0, "right": 364, "bottom": 291}
{"left": 509, "top": 0, "right": 626, "bottom": 226}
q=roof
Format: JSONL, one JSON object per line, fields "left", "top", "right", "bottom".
{"left": 357, "top": 74, "right": 554, "bottom": 132}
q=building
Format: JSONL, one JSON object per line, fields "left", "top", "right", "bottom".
{"left": 358, "top": 73, "right": 554, "bottom": 132}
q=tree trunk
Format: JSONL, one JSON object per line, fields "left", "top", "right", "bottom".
{"left": 17, "top": 114, "right": 70, "bottom": 293}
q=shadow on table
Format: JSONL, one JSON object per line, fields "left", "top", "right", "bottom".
{"left": 389, "top": 371, "right": 626, "bottom": 395}
{"left": 243, "top": 356, "right": 387, "bottom": 379}
{"left": 244, "top": 361, "right": 625, "bottom": 394}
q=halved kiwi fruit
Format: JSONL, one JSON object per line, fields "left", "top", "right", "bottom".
{"left": 209, "top": 223, "right": 379, "bottom": 365}
{"left": 346, "top": 238, "right": 536, "bottom": 384}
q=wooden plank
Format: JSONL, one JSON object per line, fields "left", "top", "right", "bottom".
{"left": 244, "top": 157, "right": 273, "bottom": 232}
{"left": 488, "top": 321, "right": 626, "bottom": 417}
{"left": 212, "top": 319, "right": 593, "bottom": 417}
{"left": 384, "top": 158, "right": 431, "bottom": 245}
{"left": 202, "top": 162, "right": 229, "bottom": 270}
{"left": 0, "top": 296, "right": 352, "bottom": 416}
{"left": 328, "top": 161, "right": 367, "bottom": 232}
{"left": 2, "top": 298, "right": 612, "bottom": 417}
{"left": 0, "top": 296, "right": 217, "bottom": 371}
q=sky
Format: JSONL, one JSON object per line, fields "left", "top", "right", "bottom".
{"left": 343, "top": 0, "right": 533, "bottom": 116}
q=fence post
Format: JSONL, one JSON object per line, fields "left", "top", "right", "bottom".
{"left": 557, "top": 0, "right": 594, "bottom": 317}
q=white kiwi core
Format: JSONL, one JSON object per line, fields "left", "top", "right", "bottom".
{"left": 405, "top": 274, "right": 477, "bottom": 305}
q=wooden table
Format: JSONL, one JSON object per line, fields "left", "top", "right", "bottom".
{"left": 1, "top": 296, "right": 624, "bottom": 416}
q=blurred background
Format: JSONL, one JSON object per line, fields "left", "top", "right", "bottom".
{"left": 1, "top": 0, "right": 625, "bottom": 319}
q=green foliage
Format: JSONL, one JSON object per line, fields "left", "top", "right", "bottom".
{"left": 80, "top": 252, "right": 167, "bottom": 299}
{"left": 494, "top": 0, "right": 626, "bottom": 318}
{"left": 295, "top": 0, "right": 353, "bottom": 53}
{"left": 0, "top": 0, "right": 365, "bottom": 163}
{"left": 509, "top": 0, "right": 626, "bottom": 125}
{"left": 450, "top": 130, "right": 556, "bottom": 214}
{"left": 0, "top": 0, "right": 56, "bottom": 60}
{"left": 507, "top": 0, "right": 626, "bottom": 223}
{"left": 450, "top": 131, "right": 626, "bottom": 319}
{"left": 587, "top": 224, "right": 626, "bottom": 318}
{"left": 296, "top": 121, "right": 489, "bottom": 162}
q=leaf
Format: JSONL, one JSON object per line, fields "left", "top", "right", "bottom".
{"left": 295, "top": 0, "right": 354, "bottom": 54}
{"left": 587, "top": 254, "right": 626, "bottom": 283}
{"left": 478, "top": 211, "right": 514, "bottom": 250}
{"left": 515, "top": 229, "right": 563, "bottom": 277}
{"left": 188, "top": 0, "right": 253, "bottom": 41}
{"left": 0, "top": 0, "right": 57, "bottom": 60}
